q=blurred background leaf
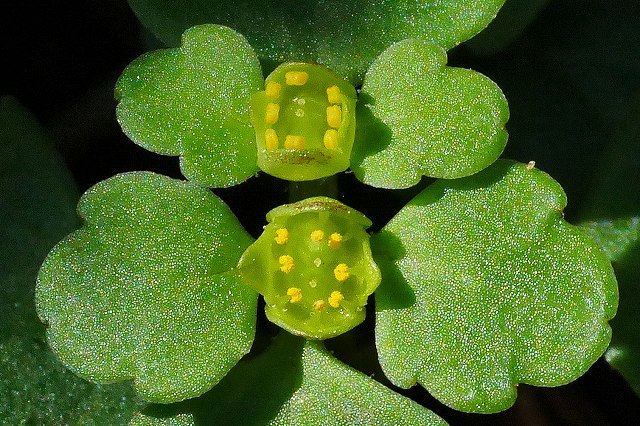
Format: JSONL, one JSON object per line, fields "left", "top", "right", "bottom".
{"left": 0, "top": 96, "right": 142, "bottom": 424}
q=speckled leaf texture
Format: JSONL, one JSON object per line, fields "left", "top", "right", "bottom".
{"left": 373, "top": 160, "right": 618, "bottom": 413}
{"left": 115, "top": 25, "right": 263, "bottom": 188}
{"left": 126, "top": 0, "right": 506, "bottom": 84}
{"left": 134, "top": 334, "right": 446, "bottom": 425}
{"left": 352, "top": 39, "right": 509, "bottom": 189}
{"left": 0, "top": 96, "right": 142, "bottom": 424}
{"left": 35, "top": 172, "right": 257, "bottom": 403}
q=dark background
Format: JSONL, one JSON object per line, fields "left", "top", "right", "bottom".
{"left": 3, "top": 0, "right": 639, "bottom": 424}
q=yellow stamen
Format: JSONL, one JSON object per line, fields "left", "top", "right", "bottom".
{"left": 310, "top": 230, "right": 325, "bottom": 241}
{"left": 285, "top": 71, "right": 309, "bottom": 86}
{"left": 328, "top": 232, "right": 343, "bottom": 249}
{"left": 328, "top": 291, "right": 344, "bottom": 308}
{"left": 326, "top": 105, "right": 342, "bottom": 128}
{"left": 323, "top": 129, "right": 339, "bottom": 150}
{"left": 265, "top": 129, "right": 279, "bottom": 150}
{"left": 334, "top": 263, "right": 350, "bottom": 282}
{"left": 284, "top": 135, "right": 305, "bottom": 150}
{"left": 274, "top": 228, "right": 289, "bottom": 245}
{"left": 327, "top": 85, "right": 341, "bottom": 104}
{"left": 265, "top": 81, "right": 281, "bottom": 98}
{"left": 287, "top": 287, "right": 302, "bottom": 303}
{"left": 313, "top": 299, "right": 326, "bottom": 311}
{"left": 279, "top": 255, "right": 294, "bottom": 273}
{"left": 265, "top": 103, "right": 280, "bottom": 124}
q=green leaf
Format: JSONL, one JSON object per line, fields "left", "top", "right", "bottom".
{"left": 126, "top": 0, "right": 506, "bottom": 84}
{"left": 580, "top": 219, "right": 640, "bottom": 396}
{"left": 115, "top": 24, "right": 263, "bottom": 188}
{"left": 352, "top": 39, "right": 509, "bottom": 189}
{"left": 35, "top": 172, "right": 257, "bottom": 403}
{"left": 0, "top": 96, "right": 141, "bottom": 423}
{"left": 373, "top": 160, "right": 618, "bottom": 413}
{"left": 136, "top": 333, "right": 446, "bottom": 425}
{"left": 131, "top": 412, "right": 195, "bottom": 425}
{"left": 464, "top": 0, "right": 550, "bottom": 55}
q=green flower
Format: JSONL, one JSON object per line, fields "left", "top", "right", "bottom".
{"left": 237, "top": 197, "right": 381, "bottom": 339}
{"left": 34, "top": 10, "right": 618, "bottom": 423}
{"left": 115, "top": 24, "right": 509, "bottom": 187}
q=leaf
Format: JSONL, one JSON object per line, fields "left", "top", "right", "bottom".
{"left": 464, "top": 0, "right": 550, "bottom": 55}
{"left": 373, "top": 160, "right": 618, "bottom": 413}
{"left": 580, "top": 219, "right": 640, "bottom": 396}
{"left": 351, "top": 39, "right": 509, "bottom": 189}
{"left": 0, "top": 96, "right": 141, "bottom": 424}
{"left": 136, "top": 333, "right": 446, "bottom": 425}
{"left": 115, "top": 24, "right": 263, "bottom": 188}
{"left": 35, "top": 172, "right": 257, "bottom": 403}
{"left": 126, "top": 0, "right": 506, "bottom": 84}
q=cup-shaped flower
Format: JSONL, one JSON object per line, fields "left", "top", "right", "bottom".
{"left": 250, "top": 62, "right": 357, "bottom": 181}
{"left": 237, "top": 197, "right": 381, "bottom": 339}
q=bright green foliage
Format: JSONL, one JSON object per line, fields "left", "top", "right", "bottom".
{"left": 251, "top": 62, "right": 357, "bottom": 181}
{"left": 352, "top": 39, "right": 509, "bottom": 189}
{"left": 35, "top": 172, "right": 257, "bottom": 403}
{"left": 115, "top": 24, "right": 263, "bottom": 188}
{"left": 373, "top": 160, "right": 618, "bottom": 413}
{"left": 126, "top": 0, "right": 506, "bottom": 83}
{"left": 0, "top": 96, "right": 141, "bottom": 424}
{"left": 237, "top": 197, "right": 381, "bottom": 339}
{"left": 133, "top": 334, "right": 445, "bottom": 425}
{"left": 131, "top": 412, "right": 194, "bottom": 425}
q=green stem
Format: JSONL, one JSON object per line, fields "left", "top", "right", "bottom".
{"left": 288, "top": 175, "right": 339, "bottom": 202}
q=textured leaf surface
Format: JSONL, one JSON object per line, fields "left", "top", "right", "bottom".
{"left": 0, "top": 96, "right": 141, "bottom": 424}
{"left": 373, "top": 160, "right": 618, "bottom": 413}
{"left": 116, "top": 24, "right": 262, "bottom": 188}
{"left": 36, "top": 172, "right": 257, "bottom": 403}
{"left": 136, "top": 334, "right": 445, "bottom": 425}
{"left": 127, "top": 0, "right": 505, "bottom": 84}
{"left": 352, "top": 39, "right": 509, "bottom": 189}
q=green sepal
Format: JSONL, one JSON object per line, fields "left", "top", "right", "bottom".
{"left": 237, "top": 197, "right": 380, "bottom": 339}
{"left": 251, "top": 62, "right": 357, "bottom": 181}
{"left": 36, "top": 172, "right": 257, "bottom": 403}
{"left": 115, "top": 24, "right": 263, "bottom": 188}
{"left": 352, "top": 39, "right": 509, "bottom": 189}
{"left": 126, "top": 0, "right": 506, "bottom": 84}
{"left": 374, "top": 160, "right": 618, "bottom": 413}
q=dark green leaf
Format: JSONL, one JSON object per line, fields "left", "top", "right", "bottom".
{"left": 374, "top": 160, "right": 617, "bottom": 413}
{"left": 116, "top": 25, "right": 263, "bottom": 188}
{"left": 352, "top": 39, "right": 509, "bottom": 189}
{"left": 0, "top": 96, "right": 141, "bottom": 424}
{"left": 136, "top": 333, "right": 445, "bottom": 425}
{"left": 36, "top": 172, "right": 257, "bottom": 403}
{"left": 126, "top": 0, "right": 506, "bottom": 84}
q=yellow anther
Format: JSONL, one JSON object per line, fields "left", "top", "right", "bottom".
{"left": 285, "top": 71, "right": 309, "bottom": 86}
{"left": 313, "top": 299, "right": 326, "bottom": 311}
{"left": 287, "top": 287, "right": 302, "bottom": 303}
{"left": 284, "top": 135, "right": 305, "bottom": 150}
{"left": 323, "top": 129, "right": 339, "bottom": 150}
{"left": 327, "top": 85, "right": 341, "bottom": 104}
{"left": 310, "top": 230, "right": 325, "bottom": 241}
{"left": 265, "top": 81, "right": 281, "bottom": 99}
{"left": 274, "top": 228, "right": 289, "bottom": 245}
{"left": 265, "top": 129, "right": 279, "bottom": 150}
{"left": 328, "top": 291, "right": 344, "bottom": 308}
{"left": 279, "top": 255, "right": 295, "bottom": 273}
{"left": 328, "top": 232, "right": 343, "bottom": 249}
{"left": 265, "top": 103, "right": 280, "bottom": 124}
{"left": 326, "top": 105, "right": 342, "bottom": 128}
{"left": 334, "top": 263, "right": 350, "bottom": 282}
